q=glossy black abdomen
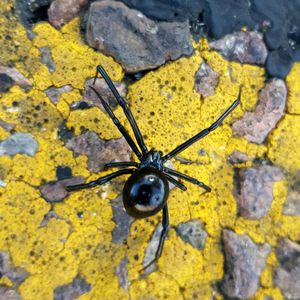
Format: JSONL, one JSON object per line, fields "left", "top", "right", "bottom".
{"left": 123, "top": 167, "right": 169, "bottom": 218}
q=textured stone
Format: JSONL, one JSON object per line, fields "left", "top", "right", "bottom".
{"left": 210, "top": 31, "right": 268, "bottom": 65}
{"left": 235, "top": 166, "right": 283, "bottom": 219}
{"left": 115, "top": 256, "right": 130, "bottom": 290}
{"left": 283, "top": 174, "right": 300, "bottom": 216}
{"left": 175, "top": 220, "right": 207, "bottom": 250}
{"left": 221, "top": 229, "right": 271, "bottom": 299}
{"left": 274, "top": 238, "right": 300, "bottom": 299}
{"left": 228, "top": 151, "right": 250, "bottom": 164}
{"left": 0, "top": 133, "right": 38, "bottom": 157}
{"left": 233, "top": 79, "right": 287, "bottom": 144}
{"left": 66, "top": 131, "right": 132, "bottom": 172}
{"left": 48, "top": 0, "right": 88, "bottom": 28}
{"left": 194, "top": 62, "right": 219, "bottom": 97}
{"left": 0, "top": 66, "right": 32, "bottom": 90}
{"left": 45, "top": 85, "right": 72, "bottom": 105}
{"left": 53, "top": 275, "right": 91, "bottom": 300}
{"left": 86, "top": 1, "right": 193, "bottom": 73}
{"left": 0, "top": 287, "right": 22, "bottom": 300}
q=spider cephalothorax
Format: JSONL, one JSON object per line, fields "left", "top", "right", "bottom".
{"left": 66, "top": 65, "right": 240, "bottom": 270}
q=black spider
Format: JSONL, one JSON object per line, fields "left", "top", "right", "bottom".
{"left": 66, "top": 65, "right": 240, "bottom": 270}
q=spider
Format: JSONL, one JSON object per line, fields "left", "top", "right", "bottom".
{"left": 66, "top": 65, "right": 240, "bottom": 270}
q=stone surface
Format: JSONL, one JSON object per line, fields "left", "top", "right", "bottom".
{"left": 40, "top": 176, "right": 85, "bottom": 203}
{"left": 0, "top": 251, "right": 28, "bottom": 285}
{"left": 283, "top": 174, "right": 300, "bottom": 216}
{"left": 48, "top": 0, "right": 88, "bottom": 28}
{"left": 81, "top": 78, "right": 127, "bottom": 112}
{"left": 66, "top": 131, "right": 132, "bottom": 172}
{"left": 235, "top": 166, "right": 283, "bottom": 219}
{"left": 194, "top": 62, "right": 219, "bottom": 97}
{"left": 0, "top": 66, "right": 32, "bottom": 90}
{"left": 0, "top": 287, "right": 22, "bottom": 300}
{"left": 0, "top": 133, "right": 39, "bottom": 157}
{"left": 175, "top": 220, "right": 207, "bottom": 250}
{"left": 210, "top": 31, "right": 268, "bottom": 65}
{"left": 221, "top": 229, "right": 271, "bottom": 299}
{"left": 86, "top": 1, "right": 193, "bottom": 73}
{"left": 0, "top": 73, "right": 13, "bottom": 93}
{"left": 115, "top": 256, "right": 130, "bottom": 290}
{"left": 0, "top": 120, "right": 15, "bottom": 132}
{"left": 45, "top": 85, "right": 73, "bottom": 105}
{"left": 233, "top": 79, "right": 287, "bottom": 144}
{"left": 53, "top": 275, "right": 91, "bottom": 300}
{"left": 111, "top": 196, "right": 133, "bottom": 244}
{"left": 228, "top": 151, "right": 250, "bottom": 164}
{"left": 274, "top": 238, "right": 300, "bottom": 299}
{"left": 39, "top": 46, "right": 56, "bottom": 73}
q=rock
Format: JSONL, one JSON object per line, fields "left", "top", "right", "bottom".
{"left": 221, "top": 229, "right": 271, "bottom": 299}
{"left": 0, "top": 73, "right": 14, "bottom": 93}
{"left": 86, "top": 1, "right": 193, "bottom": 73}
{"left": 45, "top": 85, "right": 73, "bottom": 105}
{"left": 40, "top": 176, "right": 85, "bottom": 203}
{"left": 274, "top": 238, "right": 300, "bottom": 299}
{"left": 233, "top": 79, "right": 287, "bottom": 144}
{"left": 228, "top": 151, "right": 250, "bottom": 164}
{"left": 0, "top": 120, "right": 15, "bottom": 132}
{"left": 194, "top": 62, "right": 219, "bottom": 97}
{"left": 235, "top": 166, "right": 283, "bottom": 219}
{"left": 66, "top": 131, "right": 132, "bottom": 172}
{"left": 0, "top": 287, "right": 22, "bottom": 300}
{"left": 266, "top": 49, "right": 294, "bottom": 79}
{"left": 115, "top": 256, "right": 130, "bottom": 290}
{"left": 111, "top": 197, "right": 133, "bottom": 244}
{"left": 0, "top": 66, "right": 32, "bottom": 90}
{"left": 175, "top": 220, "right": 207, "bottom": 250}
{"left": 81, "top": 78, "right": 127, "bottom": 112}
{"left": 209, "top": 31, "right": 268, "bottom": 65}
{"left": 56, "top": 166, "right": 72, "bottom": 180}
{"left": 48, "top": 0, "right": 88, "bottom": 28}
{"left": 283, "top": 176, "right": 300, "bottom": 216}
{"left": 0, "top": 251, "right": 28, "bottom": 285}
{"left": 0, "top": 133, "right": 39, "bottom": 157}
{"left": 39, "top": 47, "right": 56, "bottom": 73}
{"left": 53, "top": 275, "right": 91, "bottom": 300}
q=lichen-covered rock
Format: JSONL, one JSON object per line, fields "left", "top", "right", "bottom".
{"left": 0, "top": 66, "right": 32, "bottom": 90}
{"left": 45, "top": 85, "right": 72, "bottom": 105}
{"left": 86, "top": 0, "right": 193, "bottom": 73}
{"left": 221, "top": 229, "right": 271, "bottom": 299}
{"left": 210, "top": 31, "right": 268, "bottom": 65}
{"left": 66, "top": 131, "right": 132, "bottom": 172}
{"left": 48, "top": 0, "right": 88, "bottom": 28}
{"left": 233, "top": 79, "right": 287, "bottom": 144}
{"left": 274, "top": 238, "right": 300, "bottom": 299}
{"left": 194, "top": 62, "right": 219, "bottom": 97}
{"left": 235, "top": 166, "right": 283, "bottom": 219}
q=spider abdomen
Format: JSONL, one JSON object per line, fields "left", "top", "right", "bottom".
{"left": 123, "top": 167, "right": 169, "bottom": 218}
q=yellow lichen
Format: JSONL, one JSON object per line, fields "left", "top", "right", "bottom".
{"left": 286, "top": 62, "right": 300, "bottom": 114}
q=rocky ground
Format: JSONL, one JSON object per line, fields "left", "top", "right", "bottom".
{"left": 0, "top": 0, "right": 299, "bottom": 299}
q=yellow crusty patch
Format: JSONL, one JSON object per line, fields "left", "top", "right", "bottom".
{"left": 0, "top": 4, "right": 299, "bottom": 298}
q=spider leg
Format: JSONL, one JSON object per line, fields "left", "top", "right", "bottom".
{"left": 163, "top": 167, "right": 211, "bottom": 192}
{"left": 66, "top": 169, "right": 135, "bottom": 192}
{"left": 142, "top": 204, "right": 169, "bottom": 271}
{"left": 105, "top": 162, "right": 140, "bottom": 168}
{"left": 162, "top": 96, "right": 241, "bottom": 162}
{"left": 164, "top": 174, "right": 187, "bottom": 191}
{"left": 94, "top": 66, "right": 148, "bottom": 156}
{"left": 89, "top": 86, "right": 142, "bottom": 160}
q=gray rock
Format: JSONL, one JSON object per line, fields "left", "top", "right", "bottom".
{"left": 194, "top": 62, "right": 219, "bottom": 97}
{"left": 0, "top": 66, "right": 32, "bottom": 90}
{"left": 45, "top": 85, "right": 73, "bottom": 105}
{"left": 53, "top": 275, "right": 91, "bottom": 300}
{"left": 235, "top": 166, "right": 283, "bottom": 219}
{"left": 0, "top": 251, "right": 28, "bottom": 285}
{"left": 175, "top": 219, "right": 207, "bottom": 250}
{"left": 283, "top": 175, "right": 300, "bottom": 216}
{"left": 0, "top": 73, "right": 14, "bottom": 93}
{"left": 115, "top": 256, "right": 130, "bottom": 290}
{"left": 111, "top": 196, "right": 133, "bottom": 244}
{"left": 48, "top": 0, "right": 88, "bottom": 28}
{"left": 40, "top": 176, "right": 85, "bottom": 203}
{"left": 209, "top": 31, "right": 268, "bottom": 65}
{"left": 39, "top": 47, "right": 56, "bottom": 73}
{"left": 0, "top": 133, "right": 38, "bottom": 157}
{"left": 274, "top": 238, "right": 300, "bottom": 299}
{"left": 228, "top": 151, "right": 250, "bottom": 164}
{"left": 66, "top": 131, "right": 132, "bottom": 172}
{"left": 0, "top": 287, "right": 22, "bottom": 300}
{"left": 0, "top": 120, "right": 15, "bottom": 132}
{"left": 86, "top": 0, "right": 193, "bottom": 73}
{"left": 221, "top": 229, "right": 271, "bottom": 299}
{"left": 81, "top": 77, "right": 127, "bottom": 112}
{"left": 233, "top": 79, "right": 287, "bottom": 144}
